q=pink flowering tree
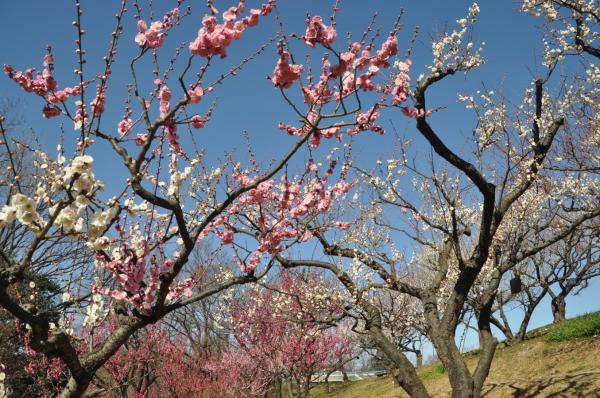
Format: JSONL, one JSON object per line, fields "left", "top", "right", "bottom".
{"left": 207, "top": 270, "right": 358, "bottom": 398}
{"left": 84, "top": 320, "right": 211, "bottom": 398}
{"left": 0, "top": 1, "right": 396, "bottom": 396}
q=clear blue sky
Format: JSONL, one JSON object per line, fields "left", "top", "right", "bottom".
{"left": 1, "top": 0, "right": 598, "bottom": 345}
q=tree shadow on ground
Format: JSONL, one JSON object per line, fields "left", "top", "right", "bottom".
{"left": 481, "top": 370, "right": 600, "bottom": 398}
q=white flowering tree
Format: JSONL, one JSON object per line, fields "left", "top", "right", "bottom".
{"left": 522, "top": 0, "right": 600, "bottom": 61}
{"left": 490, "top": 223, "right": 600, "bottom": 343}
{"left": 269, "top": 3, "right": 600, "bottom": 398}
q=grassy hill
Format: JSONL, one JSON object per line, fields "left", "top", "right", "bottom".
{"left": 311, "top": 312, "right": 600, "bottom": 397}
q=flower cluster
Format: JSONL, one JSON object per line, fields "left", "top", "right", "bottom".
{"left": 372, "top": 34, "right": 398, "bottom": 68}
{"left": 135, "top": 8, "right": 181, "bottom": 49}
{"left": 117, "top": 117, "right": 133, "bottom": 136}
{"left": 83, "top": 292, "right": 105, "bottom": 328}
{"left": 392, "top": 59, "right": 412, "bottom": 105}
{"left": 4, "top": 56, "right": 81, "bottom": 119}
{"left": 189, "top": 1, "right": 275, "bottom": 58}
{"left": 166, "top": 277, "right": 194, "bottom": 301}
{"left": 427, "top": 3, "right": 484, "bottom": 75}
{"left": 135, "top": 21, "right": 165, "bottom": 49}
{"left": 0, "top": 194, "right": 43, "bottom": 233}
{"left": 206, "top": 161, "right": 354, "bottom": 272}
{"left": 210, "top": 271, "right": 353, "bottom": 396}
{"left": 271, "top": 48, "right": 304, "bottom": 89}
{"left": 522, "top": 0, "right": 600, "bottom": 66}
{"left": 304, "top": 15, "right": 337, "bottom": 48}
{"left": 350, "top": 107, "right": 385, "bottom": 135}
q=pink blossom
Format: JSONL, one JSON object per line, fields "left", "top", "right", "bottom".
{"left": 271, "top": 50, "right": 303, "bottom": 89}
{"left": 354, "top": 49, "right": 372, "bottom": 70}
{"left": 260, "top": 0, "right": 275, "bottom": 16}
{"left": 117, "top": 118, "right": 133, "bottom": 136}
{"left": 304, "top": 16, "right": 337, "bottom": 48}
{"left": 392, "top": 59, "right": 412, "bottom": 105}
{"left": 189, "top": 15, "right": 238, "bottom": 58}
{"left": 47, "top": 86, "right": 80, "bottom": 104}
{"left": 167, "top": 278, "right": 194, "bottom": 301}
{"left": 42, "top": 105, "right": 61, "bottom": 118}
{"left": 159, "top": 86, "right": 171, "bottom": 117}
{"left": 320, "top": 125, "right": 341, "bottom": 140}
{"left": 159, "top": 259, "right": 177, "bottom": 275}
{"left": 73, "top": 105, "right": 88, "bottom": 130}
{"left": 90, "top": 91, "right": 106, "bottom": 116}
{"left": 242, "top": 251, "right": 262, "bottom": 272}
{"left": 188, "top": 86, "right": 204, "bottom": 103}
{"left": 135, "top": 133, "right": 149, "bottom": 146}
{"left": 278, "top": 122, "right": 300, "bottom": 136}
{"left": 219, "top": 229, "right": 234, "bottom": 244}
{"left": 244, "top": 9, "right": 261, "bottom": 26}
{"left": 330, "top": 42, "right": 361, "bottom": 77}
{"left": 336, "top": 221, "right": 351, "bottom": 230}
{"left": 349, "top": 107, "right": 384, "bottom": 135}
{"left": 169, "top": 8, "right": 180, "bottom": 23}
{"left": 223, "top": 7, "right": 240, "bottom": 22}
{"left": 110, "top": 290, "right": 127, "bottom": 300}
{"left": 165, "top": 118, "right": 185, "bottom": 156}
{"left": 401, "top": 106, "right": 431, "bottom": 118}
{"left": 4, "top": 59, "right": 82, "bottom": 117}
{"left": 135, "top": 20, "right": 165, "bottom": 49}
{"left": 371, "top": 35, "right": 398, "bottom": 68}
{"left": 4, "top": 64, "right": 55, "bottom": 95}
{"left": 191, "top": 115, "right": 205, "bottom": 128}
{"left": 301, "top": 65, "right": 332, "bottom": 104}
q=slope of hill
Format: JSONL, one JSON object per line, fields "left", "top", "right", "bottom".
{"left": 311, "top": 312, "right": 600, "bottom": 397}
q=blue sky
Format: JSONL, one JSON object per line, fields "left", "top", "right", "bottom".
{"left": 1, "top": 0, "right": 598, "bottom": 345}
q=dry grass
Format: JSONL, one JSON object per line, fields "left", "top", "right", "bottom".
{"left": 310, "top": 332, "right": 600, "bottom": 397}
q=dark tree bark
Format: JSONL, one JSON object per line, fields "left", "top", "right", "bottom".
{"left": 551, "top": 294, "right": 567, "bottom": 324}
{"left": 415, "top": 350, "right": 423, "bottom": 368}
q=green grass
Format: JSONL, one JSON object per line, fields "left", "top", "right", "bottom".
{"left": 546, "top": 311, "right": 600, "bottom": 342}
{"left": 419, "top": 363, "right": 446, "bottom": 382}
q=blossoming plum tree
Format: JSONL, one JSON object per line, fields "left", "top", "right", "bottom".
{"left": 0, "top": 1, "right": 399, "bottom": 396}
{"left": 265, "top": 2, "right": 600, "bottom": 398}
{"left": 207, "top": 271, "right": 357, "bottom": 398}
{"left": 1, "top": 1, "right": 598, "bottom": 397}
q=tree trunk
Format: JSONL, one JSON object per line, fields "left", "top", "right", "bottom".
{"left": 551, "top": 295, "right": 566, "bottom": 324}
{"left": 364, "top": 306, "right": 430, "bottom": 397}
{"left": 490, "top": 315, "right": 514, "bottom": 343}
{"left": 302, "top": 376, "right": 311, "bottom": 398}
{"left": 370, "top": 327, "right": 430, "bottom": 398}
{"left": 431, "top": 335, "right": 474, "bottom": 398}
{"left": 415, "top": 350, "right": 423, "bottom": 368}
{"left": 286, "top": 377, "right": 293, "bottom": 398}
{"left": 275, "top": 376, "right": 284, "bottom": 398}
{"left": 472, "top": 301, "right": 498, "bottom": 398}
{"left": 515, "top": 302, "right": 537, "bottom": 341}
{"left": 58, "top": 376, "right": 91, "bottom": 398}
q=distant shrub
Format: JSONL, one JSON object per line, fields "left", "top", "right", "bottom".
{"left": 546, "top": 311, "right": 600, "bottom": 342}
